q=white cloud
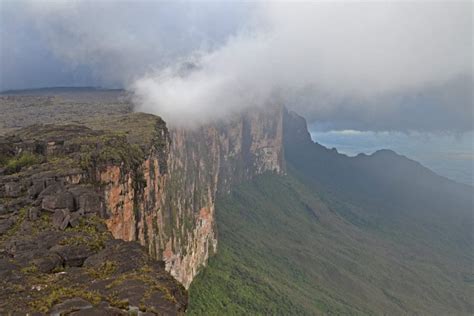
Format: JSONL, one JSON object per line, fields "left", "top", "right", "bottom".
{"left": 2, "top": 0, "right": 472, "bottom": 131}
{"left": 133, "top": 1, "right": 473, "bottom": 129}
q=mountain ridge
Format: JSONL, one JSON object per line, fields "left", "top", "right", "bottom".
{"left": 189, "top": 109, "right": 473, "bottom": 315}
{"left": 0, "top": 89, "right": 471, "bottom": 314}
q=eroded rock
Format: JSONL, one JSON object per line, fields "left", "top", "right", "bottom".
{"left": 0, "top": 218, "right": 14, "bottom": 235}
{"left": 69, "top": 187, "right": 102, "bottom": 214}
{"left": 31, "top": 251, "right": 64, "bottom": 273}
{"left": 0, "top": 118, "right": 188, "bottom": 314}
{"left": 42, "top": 191, "right": 75, "bottom": 212}
{"left": 52, "top": 209, "right": 71, "bottom": 230}
{"left": 4, "top": 182, "right": 22, "bottom": 198}
{"left": 28, "top": 180, "right": 45, "bottom": 198}
{"left": 69, "top": 305, "right": 127, "bottom": 316}
{"left": 28, "top": 207, "right": 39, "bottom": 221}
{"left": 51, "top": 243, "right": 95, "bottom": 267}
{"left": 50, "top": 297, "right": 93, "bottom": 315}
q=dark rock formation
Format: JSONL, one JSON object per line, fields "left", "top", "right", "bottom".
{"left": 0, "top": 115, "right": 186, "bottom": 314}
{"left": 96, "top": 106, "right": 286, "bottom": 287}
{"left": 0, "top": 104, "right": 288, "bottom": 316}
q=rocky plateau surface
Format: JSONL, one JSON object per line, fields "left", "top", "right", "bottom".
{"left": 0, "top": 115, "right": 186, "bottom": 314}
{"left": 0, "top": 92, "right": 289, "bottom": 314}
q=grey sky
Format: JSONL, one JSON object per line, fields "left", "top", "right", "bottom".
{"left": 0, "top": 0, "right": 472, "bottom": 132}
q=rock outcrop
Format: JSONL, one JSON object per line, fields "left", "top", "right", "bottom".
{"left": 161, "top": 105, "right": 286, "bottom": 287}
{"left": 98, "top": 106, "right": 286, "bottom": 288}
{"left": 0, "top": 116, "right": 186, "bottom": 314}
{"left": 0, "top": 104, "right": 288, "bottom": 316}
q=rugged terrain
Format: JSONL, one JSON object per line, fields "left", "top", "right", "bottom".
{"left": 0, "top": 90, "right": 287, "bottom": 313}
{"left": 188, "top": 111, "right": 473, "bottom": 315}
{"left": 0, "top": 115, "right": 187, "bottom": 314}
{"left": 1, "top": 88, "right": 472, "bottom": 314}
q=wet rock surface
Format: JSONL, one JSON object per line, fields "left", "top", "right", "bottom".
{"left": 0, "top": 120, "right": 187, "bottom": 315}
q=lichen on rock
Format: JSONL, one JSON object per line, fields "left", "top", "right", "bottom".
{"left": 0, "top": 115, "right": 186, "bottom": 314}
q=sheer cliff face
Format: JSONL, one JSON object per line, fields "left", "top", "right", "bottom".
{"left": 102, "top": 106, "right": 286, "bottom": 288}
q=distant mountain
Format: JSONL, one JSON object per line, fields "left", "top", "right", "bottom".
{"left": 188, "top": 109, "right": 473, "bottom": 315}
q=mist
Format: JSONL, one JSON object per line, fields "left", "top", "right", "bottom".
{"left": 1, "top": 1, "right": 472, "bottom": 131}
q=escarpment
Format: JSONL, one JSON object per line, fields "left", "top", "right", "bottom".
{"left": 160, "top": 105, "right": 286, "bottom": 287}
{"left": 0, "top": 104, "right": 289, "bottom": 316}
{"left": 96, "top": 106, "right": 287, "bottom": 288}
{"left": 0, "top": 114, "right": 186, "bottom": 314}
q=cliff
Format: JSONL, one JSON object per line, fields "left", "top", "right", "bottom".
{"left": 0, "top": 115, "right": 187, "bottom": 314}
{"left": 161, "top": 105, "right": 286, "bottom": 287}
{"left": 0, "top": 104, "right": 288, "bottom": 315}
{"left": 96, "top": 106, "right": 286, "bottom": 288}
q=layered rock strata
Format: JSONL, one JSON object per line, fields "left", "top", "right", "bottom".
{"left": 98, "top": 107, "right": 286, "bottom": 288}
{"left": 0, "top": 116, "right": 186, "bottom": 314}
{"left": 0, "top": 105, "right": 288, "bottom": 312}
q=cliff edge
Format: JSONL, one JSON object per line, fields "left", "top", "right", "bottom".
{"left": 0, "top": 114, "right": 186, "bottom": 314}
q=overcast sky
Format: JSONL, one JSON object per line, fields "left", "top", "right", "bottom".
{"left": 0, "top": 0, "right": 472, "bottom": 132}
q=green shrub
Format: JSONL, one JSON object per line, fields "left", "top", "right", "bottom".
{"left": 4, "top": 152, "right": 40, "bottom": 174}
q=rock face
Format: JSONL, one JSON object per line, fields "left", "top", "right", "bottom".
{"left": 101, "top": 106, "right": 286, "bottom": 288}
{"left": 0, "top": 105, "right": 288, "bottom": 316}
{"left": 162, "top": 106, "right": 286, "bottom": 287}
{"left": 0, "top": 115, "right": 186, "bottom": 314}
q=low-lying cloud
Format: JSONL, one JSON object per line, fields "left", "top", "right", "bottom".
{"left": 1, "top": 1, "right": 472, "bottom": 131}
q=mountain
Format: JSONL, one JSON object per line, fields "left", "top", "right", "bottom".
{"left": 0, "top": 92, "right": 287, "bottom": 313}
{"left": 0, "top": 89, "right": 472, "bottom": 314}
{"left": 188, "top": 110, "right": 473, "bottom": 314}
{"left": 0, "top": 115, "right": 188, "bottom": 314}
{"left": 0, "top": 92, "right": 286, "bottom": 287}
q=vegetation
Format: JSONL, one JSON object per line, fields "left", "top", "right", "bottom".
{"left": 63, "top": 216, "right": 110, "bottom": 251}
{"left": 189, "top": 171, "right": 473, "bottom": 315}
{"left": 21, "top": 264, "right": 38, "bottom": 274}
{"left": 87, "top": 260, "right": 117, "bottom": 279}
{"left": 29, "top": 286, "right": 102, "bottom": 312}
{"left": 0, "top": 208, "right": 27, "bottom": 243}
{"left": 2, "top": 152, "right": 41, "bottom": 174}
{"left": 106, "top": 264, "right": 177, "bottom": 307}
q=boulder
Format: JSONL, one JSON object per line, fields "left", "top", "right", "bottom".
{"left": 28, "top": 207, "right": 39, "bottom": 221}
{"left": 31, "top": 251, "right": 63, "bottom": 273}
{"left": 51, "top": 243, "right": 95, "bottom": 267}
{"left": 4, "top": 182, "right": 22, "bottom": 198}
{"left": 69, "top": 211, "right": 83, "bottom": 228}
{"left": 77, "top": 192, "right": 102, "bottom": 214}
{"left": 52, "top": 209, "right": 71, "bottom": 230}
{"left": 42, "top": 191, "right": 75, "bottom": 212}
{"left": 38, "top": 182, "right": 64, "bottom": 199}
{"left": 28, "top": 180, "right": 45, "bottom": 198}
{"left": 69, "top": 187, "right": 102, "bottom": 215}
{"left": 4, "top": 239, "right": 39, "bottom": 257}
{"left": 49, "top": 297, "right": 93, "bottom": 315}
{"left": 7, "top": 196, "right": 31, "bottom": 213}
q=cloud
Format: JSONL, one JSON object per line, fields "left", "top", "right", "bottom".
{"left": 1, "top": 0, "right": 253, "bottom": 89}
{"left": 1, "top": 1, "right": 472, "bottom": 131}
